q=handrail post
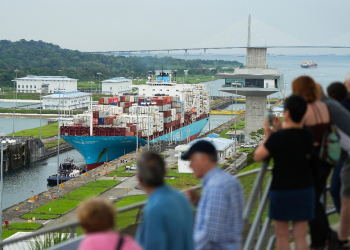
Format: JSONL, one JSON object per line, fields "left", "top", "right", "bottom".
{"left": 243, "top": 159, "right": 269, "bottom": 224}
{"left": 243, "top": 176, "right": 272, "bottom": 250}
{"left": 68, "top": 226, "right": 76, "bottom": 239}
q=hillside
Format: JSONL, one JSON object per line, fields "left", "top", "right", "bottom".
{"left": 0, "top": 40, "right": 243, "bottom": 87}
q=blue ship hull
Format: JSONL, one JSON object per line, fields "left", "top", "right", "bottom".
{"left": 61, "top": 118, "right": 209, "bottom": 170}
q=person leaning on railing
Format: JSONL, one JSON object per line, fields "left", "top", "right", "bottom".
{"left": 326, "top": 81, "right": 350, "bottom": 249}
{"left": 77, "top": 197, "right": 142, "bottom": 250}
{"left": 254, "top": 95, "right": 315, "bottom": 250}
{"left": 183, "top": 140, "right": 244, "bottom": 250}
{"left": 293, "top": 76, "right": 338, "bottom": 250}
{"left": 135, "top": 151, "right": 194, "bottom": 250}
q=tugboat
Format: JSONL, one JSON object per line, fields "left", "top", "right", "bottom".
{"left": 47, "top": 156, "right": 86, "bottom": 185}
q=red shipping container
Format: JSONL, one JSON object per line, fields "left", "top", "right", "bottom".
{"left": 161, "top": 111, "right": 171, "bottom": 117}
{"left": 137, "top": 131, "right": 142, "bottom": 137}
{"left": 93, "top": 111, "right": 100, "bottom": 118}
{"left": 129, "top": 125, "right": 137, "bottom": 132}
{"left": 120, "top": 96, "right": 126, "bottom": 102}
{"left": 93, "top": 118, "right": 98, "bottom": 124}
{"left": 171, "top": 121, "right": 175, "bottom": 127}
{"left": 104, "top": 117, "right": 113, "bottom": 125}
{"left": 99, "top": 98, "right": 104, "bottom": 104}
{"left": 125, "top": 102, "right": 132, "bottom": 108}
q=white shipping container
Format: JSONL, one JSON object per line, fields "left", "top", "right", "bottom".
{"left": 171, "top": 109, "right": 176, "bottom": 115}
{"left": 130, "top": 96, "right": 135, "bottom": 102}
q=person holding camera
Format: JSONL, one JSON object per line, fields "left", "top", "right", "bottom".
{"left": 254, "top": 95, "right": 315, "bottom": 250}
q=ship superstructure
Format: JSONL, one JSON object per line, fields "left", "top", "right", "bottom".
{"left": 300, "top": 60, "right": 317, "bottom": 68}
{"left": 60, "top": 72, "right": 210, "bottom": 170}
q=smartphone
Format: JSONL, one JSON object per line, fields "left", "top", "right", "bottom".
{"left": 266, "top": 110, "right": 274, "bottom": 126}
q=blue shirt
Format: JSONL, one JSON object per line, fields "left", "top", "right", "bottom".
{"left": 136, "top": 185, "right": 194, "bottom": 250}
{"left": 194, "top": 167, "right": 244, "bottom": 250}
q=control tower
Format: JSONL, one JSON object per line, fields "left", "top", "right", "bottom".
{"left": 217, "top": 47, "right": 283, "bottom": 141}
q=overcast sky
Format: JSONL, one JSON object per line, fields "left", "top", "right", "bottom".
{"left": 1, "top": 0, "right": 349, "bottom": 52}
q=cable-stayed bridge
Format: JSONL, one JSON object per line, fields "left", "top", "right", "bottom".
{"left": 86, "top": 16, "right": 350, "bottom": 60}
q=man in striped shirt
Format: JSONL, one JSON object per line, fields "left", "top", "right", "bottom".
{"left": 183, "top": 140, "right": 244, "bottom": 250}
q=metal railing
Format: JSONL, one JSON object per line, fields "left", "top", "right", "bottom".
{"left": 0, "top": 162, "right": 270, "bottom": 249}
{"left": 0, "top": 159, "right": 338, "bottom": 250}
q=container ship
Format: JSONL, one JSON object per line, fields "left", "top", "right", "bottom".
{"left": 60, "top": 72, "right": 210, "bottom": 170}
{"left": 300, "top": 60, "right": 317, "bottom": 68}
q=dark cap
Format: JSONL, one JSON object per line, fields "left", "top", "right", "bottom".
{"left": 181, "top": 140, "right": 217, "bottom": 160}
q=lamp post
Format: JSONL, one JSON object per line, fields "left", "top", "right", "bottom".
{"left": 0, "top": 140, "right": 5, "bottom": 242}
{"left": 39, "top": 84, "right": 43, "bottom": 140}
{"left": 136, "top": 96, "right": 139, "bottom": 157}
{"left": 88, "top": 81, "right": 94, "bottom": 94}
{"left": 56, "top": 85, "right": 62, "bottom": 197}
{"left": 231, "top": 82, "right": 237, "bottom": 170}
{"left": 97, "top": 73, "right": 102, "bottom": 99}
{"left": 211, "top": 76, "right": 214, "bottom": 101}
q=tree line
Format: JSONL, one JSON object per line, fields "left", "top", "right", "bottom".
{"left": 0, "top": 39, "right": 243, "bottom": 87}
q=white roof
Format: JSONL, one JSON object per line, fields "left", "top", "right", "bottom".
{"left": 188, "top": 137, "right": 234, "bottom": 151}
{"left": 102, "top": 77, "right": 131, "bottom": 83}
{"left": 43, "top": 91, "right": 91, "bottom": 99}
{"left": 17, "top": 75, "right": 77, "bottom": 81}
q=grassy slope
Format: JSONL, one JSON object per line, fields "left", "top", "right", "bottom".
{"left": 10, "top": 122, "right": 59, "bottom": 138}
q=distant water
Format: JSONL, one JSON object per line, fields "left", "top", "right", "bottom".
{"left": 0, "top": 101, "right": 40, "bottom": 109}
{"left": 170, "top": 54, "right": 350, "bottom": 98}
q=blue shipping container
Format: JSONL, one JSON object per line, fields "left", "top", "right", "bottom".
{"left": 110, "top": 102, "right": 118, "bottom": 106}
{"left": 98, "top": 118, "right": 104, "bottom": 125}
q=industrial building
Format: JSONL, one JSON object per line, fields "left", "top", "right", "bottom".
{"left": 101, "top": 77, "right": 132, "bottom": 95}
{"left": 42, "top": 91, "right": 91, "bottom": 111}
{"left": 175, "top": 137, "right": 236, "bottom": 173}
{"left": 15, "top": 75, "right": 78, "bottom": 93}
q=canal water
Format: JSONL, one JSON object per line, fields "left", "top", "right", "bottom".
{"left": 2, "top": 149, "right": 86, "bottom": 209}
{"left": 0, "top": 117, "right": 51, "bottom": 135}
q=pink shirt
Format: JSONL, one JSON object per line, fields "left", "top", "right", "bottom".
{"left": 78, "top": 232, "right": 143, "bottom": 250}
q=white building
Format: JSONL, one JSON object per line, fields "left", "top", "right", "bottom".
{"left": 175, "top": 137, "right": 236, "bottom": 173}
{"left": 42, "top": 91, "right": 91, "bottom": 111}
{"left": 15, "top": 75, "right": 78, "bottom": 93}
{"left": 101, "top": 77, "right": 132, "bottom": 95}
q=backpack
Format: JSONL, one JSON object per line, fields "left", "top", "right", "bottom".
{"left": 311, "top": 104, "right": 341, "bottom": 166}
{"left": 319, "top": 125, "right": 341, "bottom": 166}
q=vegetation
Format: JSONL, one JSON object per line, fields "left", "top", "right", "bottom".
{"left": 10, "top": 122, "right": 59, "bottom": 138}
{"left": 45, "top": 139, "right": 66, "bottom": 148}
{"left": 219, "top": 120, "right": 246, "bottom": 138}
{"left": 0, "top": 40, "right": 243, "bottom": 88}
{"left": 1, "top": 222, "right": 42, "bottom": 239}
{"left": 165, "top": 168, "right": 200, "bottom": 189}
{"left": 0, "top": 108, "right": 83, "bottom": 114}
{"left": 2, "top": 222, "right": 42, "bottom": 230}
{"left": 21, "top": 180, "right": 120, "bottom": 220}
{"left": 115, "top": 195, "right": 147, "bottom": 230}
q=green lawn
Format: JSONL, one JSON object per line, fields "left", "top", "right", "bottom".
{"left": 29, "top": 200, "right": 81, "bottom": 215}
{"left": 165, "top": 169, "right": 200, "bottom": 190}
{"left": 85, "top": 180, "right": 121, "bottom": 187}
{"left": 0, "top": 108, "right": 83, "bottom": 115}
{"left": 11, "top": 122, "right": 59, "bottom": 138}
{"left": 2, "top": 230, "right": 33, "bottom": 240}
{"left": 21, "top": 214, "right": 60, "bottom": 220}
{"left": 238, "top": 148, "right": 254, "bottom": 153}
{"left": 21, "top": 180, "right": 121, "bottom": 220}
{"left": 1, "top": 223, "right": 41, "bottom": 239}
{"left": 107, "top": 165, "right": 135, "bottom": 177}
{"left": 2, "top": 223, "right": 42, "bottom": 230}
{"left": 63, "top": 187, "right": 110, "bottom": 200}
{"left": 115, "top": 195, "right": 147, "bottom": 230}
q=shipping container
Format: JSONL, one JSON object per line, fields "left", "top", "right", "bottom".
{"left": 164, "top": 117, "right": 172, "bottom": 123}
{"left": 99, "top": 98, "right": 104, "bottom": 104}
{"left": 98, "top": 118, "right": 104, "bottom": 125}
{"left": 93, "top": 111, "right": 100, "bottom": 118}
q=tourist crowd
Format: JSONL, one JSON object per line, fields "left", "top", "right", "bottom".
{"left": 76, "top": 72, "right": 350, "bottom": 250}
